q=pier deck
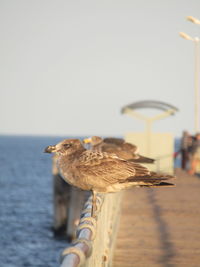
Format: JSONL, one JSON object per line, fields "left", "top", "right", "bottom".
{"left": 113, "top": 168, "right": 200, "bottom": 267}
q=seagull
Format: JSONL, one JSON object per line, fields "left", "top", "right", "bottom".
{"left": 83, "top": 136, "right": 155, "bottom": 163}
{"left": 44, "top": 138, "right": 175, "bottom": 217}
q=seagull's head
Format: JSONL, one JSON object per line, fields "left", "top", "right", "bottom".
{"left": 44, "top": 139, "right": 84, "bottom": 155}
{"left": 83, "top": 136, "right": 103, "bottom": 146}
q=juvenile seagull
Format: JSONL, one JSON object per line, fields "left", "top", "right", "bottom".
{"left": 83, "top": 136, "right": 155, "bottom": 163}
{"left": 44, "top": 139, "right": 175, "bottom": 216}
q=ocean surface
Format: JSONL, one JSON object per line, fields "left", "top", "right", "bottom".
{"left": 0, "top": 135, "right": 181, "bottom": 267}
{"left": 0, "top": 135, "right": 77, "bottom": 267}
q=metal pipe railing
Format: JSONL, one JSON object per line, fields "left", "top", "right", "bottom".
{"left": 60, "top": 192, "right": 123, "bottom": 267}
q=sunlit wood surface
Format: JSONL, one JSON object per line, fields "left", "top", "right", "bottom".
{"left": 113, "top": 168, "right": 200, "bottom": 267}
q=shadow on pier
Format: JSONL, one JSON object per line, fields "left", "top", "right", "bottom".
{"left": 113, "top": 168, "right": 200, "bottom": 266}
{"left": 146, "top": 189, "right": 176, "bottom": 267}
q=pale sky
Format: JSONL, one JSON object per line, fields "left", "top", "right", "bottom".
{"left": 1, "top": 0, "right": 200, "bottom": 137}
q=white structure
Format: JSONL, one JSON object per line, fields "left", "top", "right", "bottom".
{"left": 121, "top": 100, "right": 178, "bottom": 174}
{"left": 179, "top": 16, "right": 200, "bottom": 133}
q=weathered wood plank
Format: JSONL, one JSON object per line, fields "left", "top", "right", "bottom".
{"left": 113, "top": 169, "right": 200, "bottom": 267}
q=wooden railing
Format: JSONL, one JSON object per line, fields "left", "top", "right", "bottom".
{"left": 52, "top": 156, "right": 123, "bottom": 266}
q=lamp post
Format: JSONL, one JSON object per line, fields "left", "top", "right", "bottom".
{"left": 186, "top": 16, "right": 200, "bottom": 25}
{"left": 179, "top": 31, "right": 200, "bottom": 133}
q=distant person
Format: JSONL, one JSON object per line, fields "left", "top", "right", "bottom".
{"left": 187, "top": 135, "right": 195, "bottom": 168}
{"left": 189, "top": 133, "right": 200, "bottom": 175}
{"left": 180, "top": 131, "right": 190, "bottom": 170}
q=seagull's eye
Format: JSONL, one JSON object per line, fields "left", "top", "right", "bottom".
{"left": 63, "top": 144, "right": 72, "bottom": 148}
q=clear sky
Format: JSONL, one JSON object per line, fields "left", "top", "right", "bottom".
{"left": 1, "top": 0, "right": 200, "bottom": 137}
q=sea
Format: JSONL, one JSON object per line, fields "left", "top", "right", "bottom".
{"left": 0, "top": 135, "right": 181, "bottom": 267}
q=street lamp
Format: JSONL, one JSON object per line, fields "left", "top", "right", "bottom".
{"left": 186, "top": 16, "right": 200, "bottom": 25}
{"left": 179, "top": 31, "right": 200, "bottom": 133}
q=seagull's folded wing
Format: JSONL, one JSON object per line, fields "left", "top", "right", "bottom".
{"left": 76, "top": 151, "right": 150, "bottom": 187}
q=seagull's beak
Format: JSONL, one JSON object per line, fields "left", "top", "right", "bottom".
{"left": 44, "top": 145, "right": 57, "bottom": 153}
{"left": 83, "top": 137, "right": 92, "bottom": 144}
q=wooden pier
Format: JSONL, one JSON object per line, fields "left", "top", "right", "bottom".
{"left": 54, "top": 167, "right": 200, "bottom": 266}
{"left": 113, "top": 168, "right": 200, "bottom": 267}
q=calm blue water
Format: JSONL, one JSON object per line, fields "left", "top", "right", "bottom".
{"left": 0, "top": 135, "right": 181, "bottom": 267}
{"left": 0, "top": 135, "right": 78, "bottom": 267}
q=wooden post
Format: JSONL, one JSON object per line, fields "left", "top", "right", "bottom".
{"left": 52, "top": 155, "right": 71, "bottom": 237}
{"left": 53, "top": 155, "right": 87, "bottom": 240}
{"left": 66, "top": 187, "right": 88, "bottom": 241}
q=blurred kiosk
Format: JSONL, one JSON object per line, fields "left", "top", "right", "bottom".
{"left": 121, "top": 100, "right": 178, "bottom": 174}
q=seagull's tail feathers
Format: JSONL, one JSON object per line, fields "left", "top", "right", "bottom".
{"left": 124, "top": 172, "right": 176, "bottom": 187}
{"left": 128, "top": 155, "right": 155, "bottom": 164}
{"left": 139, "top": 181, "right": 175, "bottom": 187}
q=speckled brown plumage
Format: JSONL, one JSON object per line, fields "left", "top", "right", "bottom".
{"left": 44, "top": 138, "right": 174, "bottom": 193}
{"left": 83, "top": 136, "right": 155, "bottom": 163}
{"left": 44, "top": 138, "right": 175, "bottom": 216}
